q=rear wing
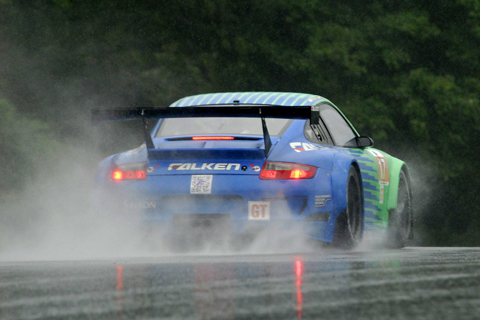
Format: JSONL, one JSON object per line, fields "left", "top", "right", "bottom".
{"left": 91, "top": 105, "right": 322, "bottom": 157}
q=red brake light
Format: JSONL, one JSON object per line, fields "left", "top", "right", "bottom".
{"left": 260, "top": 162, "right": 317, "bottom": 180}
{"left": 136, "top": 170, "right": 146, "bottom": 179}
{"left": 111, "top": 162, "right": 147, "bottom": 181}
{"left": 290, "top": 170, "right": 310, "bottom": 179}
{"left": 112, "top": 170, "right": 124, "bottom": 181}
{"left": 192, "top": 136, "right": 235, "bottom": 140}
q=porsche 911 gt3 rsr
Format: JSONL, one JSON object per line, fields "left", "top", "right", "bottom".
{"left": 92, "top": 92, "right": 413, "bottom": 249}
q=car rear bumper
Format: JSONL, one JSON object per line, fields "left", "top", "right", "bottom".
{"left": 94, "top": 171, "right": 333, "bottom": 240}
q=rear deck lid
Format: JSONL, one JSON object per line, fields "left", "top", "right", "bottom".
{"left": 146, "top": 137, "right": 270, "bottom": 176}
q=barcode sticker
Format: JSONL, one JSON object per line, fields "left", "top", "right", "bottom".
{"left": 190, "top": 175, "right": 213, "bottom": 194}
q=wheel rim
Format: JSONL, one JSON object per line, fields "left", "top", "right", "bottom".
{"left": 347, "top": 170, "right": 362, "bottom": 241}
{"left": 397, "top": 172, "right": 412, "bottom": 238}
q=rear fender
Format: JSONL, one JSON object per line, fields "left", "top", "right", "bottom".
{"left": 325, "top": 153, "right": 362, "bottom": 241}
{"left": 386, "top": 159, "right": 408, "bottom": 211}
{"left": 94, "top": 155, "right": 116, "bottom": 185}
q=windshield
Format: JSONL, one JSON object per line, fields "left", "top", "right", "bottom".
{"left": 155, "top": 117, "right": 292, "bottom": 137}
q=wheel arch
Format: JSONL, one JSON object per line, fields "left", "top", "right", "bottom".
{"left": 386, "top": 159, "right": 410, "bottom": 211}
{"left": 95, "top": 154, "right": 117, "bottom": 185}
{"left": 327, "top": 153, "right": 364, "bottom": 242}
{"left": 331, "top": 156, "right": 361, "bottom": 208}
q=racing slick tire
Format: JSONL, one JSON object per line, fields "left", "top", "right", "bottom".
{"left": 332, "top": 165, "right": 364, "bottom": 249}
{"left": 386, "top": 168, "right": 413, "bottom": 248}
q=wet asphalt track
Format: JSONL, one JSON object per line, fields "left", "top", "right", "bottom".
{"left": 1, "top": 247, "right": 480, "bottom": 320}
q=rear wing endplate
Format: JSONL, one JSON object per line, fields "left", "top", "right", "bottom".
{"left": 92, "top": 105, "right": 321, "bottom": 157}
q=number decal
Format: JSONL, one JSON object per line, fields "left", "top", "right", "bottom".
{"left": 368, "top": 150, "right": 389, "bottom": 204}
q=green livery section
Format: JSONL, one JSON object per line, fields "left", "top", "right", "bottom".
{"left": 349, "top": 148, "right": 406, "bottom": 232}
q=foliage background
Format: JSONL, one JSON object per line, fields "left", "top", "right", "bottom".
{"left": 1, "top": 0, "right": 479, "bottom": 246}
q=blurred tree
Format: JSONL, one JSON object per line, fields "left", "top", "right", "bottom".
{"left": 0, "top": 96, "right": 59, "bottom": 192}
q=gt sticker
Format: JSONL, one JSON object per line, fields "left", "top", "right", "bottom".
{"left": 190, "top": 175, "right": 212, "bottom": 194}
{"left": 368, "top": 150, "right": 390, "bottom": 204}
{"left": 248, "top": 201, "right": 270, "bottom": 220}
{"left": 290, "top": 142, "right": 327, "bottom": 152}
{"left": 169, "top": 163, "right": 241, "bottom": 171}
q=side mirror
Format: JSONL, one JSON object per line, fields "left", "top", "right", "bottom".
{"left": 356, "top": 136, "right": 374, "bottom": 148}
{"left": 343, "top": 136, "right": 374, "bottom": 148}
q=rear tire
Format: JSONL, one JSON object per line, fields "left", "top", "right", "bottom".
{"left": 386, "top": 168, "right": 413, "bottom": 248}
{"left": 332, "top": 165, "right": 363, "bottom": 249}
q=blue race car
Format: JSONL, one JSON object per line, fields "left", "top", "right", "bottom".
{"left": 93, "top": 92, "right": 413, "bottom": 249}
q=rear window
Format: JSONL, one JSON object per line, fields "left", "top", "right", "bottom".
{"left": 155, "top": 117, "right": 292, "bottom": 137}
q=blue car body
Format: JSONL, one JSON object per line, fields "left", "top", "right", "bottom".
{"left": 94, "top": 92, "right": 411, "bottom": 246}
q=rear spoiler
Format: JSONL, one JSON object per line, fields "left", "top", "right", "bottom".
{"left": 92, "top": 105, "right": 322, "bottom": 157}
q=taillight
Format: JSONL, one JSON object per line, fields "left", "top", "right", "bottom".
{"left": 111, "top": 162, "right": 147, "bottom": 181}
{"left": 259, "top": 162, "right": 317, "bottom": 180}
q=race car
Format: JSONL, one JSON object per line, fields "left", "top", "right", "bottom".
{"left": 92, "top": 92, "right": 413, "bottom": 249}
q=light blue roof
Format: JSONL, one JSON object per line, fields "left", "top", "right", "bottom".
{"left": 169, "top": 92, "right": 328, "bottom": 107}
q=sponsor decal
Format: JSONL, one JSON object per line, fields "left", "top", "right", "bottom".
{"left": 248, "top": 201, "right": 271, "bottom": 220}
{"left": 368, "top": 150, "right": 390, "bottom": 204}
{"left": 124, "top": 200, "right": 157, "bottom": 210}
{"left": 147, "top": 165, "right": 160, "bottom": 173}
{"left": 290, "top": 142, "right": 328, "bottom": 152}
{"left": 315, "top": 195, "right": 331, "bottom": 208}
{"left": 250, "top": 164, "right": 261, "bottom": 172}
{"left": 190, "top": 175, "right": 213, "bottom": 194}
{"left": 168, "top": 163, "right": 241, "bottom": 171}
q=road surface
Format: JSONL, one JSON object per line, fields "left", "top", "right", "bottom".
{"left": 1, "top": 247, "right": 480, "bottom": 319}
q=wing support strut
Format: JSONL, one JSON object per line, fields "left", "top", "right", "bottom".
{"left": 260, "top": 108, "right": 272, "bottom": 157}
{"left": 92, "top": 104, "right": 323, "bottom": 157}
{"left": 142, "top": 109, "right": 155, "bottom": 149}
